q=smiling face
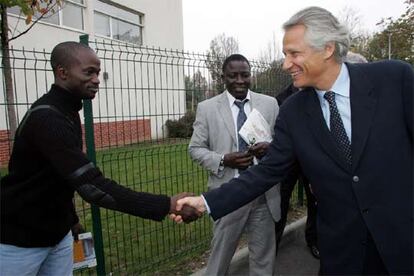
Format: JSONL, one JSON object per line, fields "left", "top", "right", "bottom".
{"left": 56, "top": 48, "right": 101, "bottom": 100}
{"left": 282, "top": 24, "right": 332, "bottom": 90}
{"left": 222, "top": 60, "right": 251, "bottom": 100}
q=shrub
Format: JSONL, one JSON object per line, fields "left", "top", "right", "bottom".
{"left": 165, "top": 111, "right": 196, "bottom": 138}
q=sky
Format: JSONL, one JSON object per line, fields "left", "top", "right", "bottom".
{"left": 182, "top": 0, "right": 407, "bottom": 60}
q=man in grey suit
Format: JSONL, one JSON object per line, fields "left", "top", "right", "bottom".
{"left": 189, "top": 54, "right": 280, "bottom": 275}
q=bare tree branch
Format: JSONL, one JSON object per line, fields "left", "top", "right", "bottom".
{"left": 8, "top": 1, "right": 59, "bottom": 42}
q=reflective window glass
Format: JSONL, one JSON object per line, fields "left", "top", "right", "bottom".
{"left": 62, "top": 2, "right": 84, "bottom": 30}
{"left": 94, "top": 12, "right": 110, "bottom": 37}
{"left": 113, "top": 18, "right": 141, "bottom": 44}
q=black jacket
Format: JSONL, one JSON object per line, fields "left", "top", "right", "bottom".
{"left": 1, "top": 84, "right": 170, "bottom": 247}
{"left": 204, "top": 61, "right": 413, "bottom": 274}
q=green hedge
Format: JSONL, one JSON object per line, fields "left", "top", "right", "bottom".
{"left": 165, "top": 111, "right": 196, "bottom": 138}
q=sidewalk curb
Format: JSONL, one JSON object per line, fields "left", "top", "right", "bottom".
{"left": 191, "top": 216, "right": 307, "bottom": 276}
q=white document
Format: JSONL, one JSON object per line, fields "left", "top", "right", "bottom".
{"left": 239, "top": 108, "right": 272, "bottom": 145}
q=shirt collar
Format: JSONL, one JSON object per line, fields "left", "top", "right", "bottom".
{"left": 225, "top": 90, "right": 251, "bottom": 107}
{"left": 315, "top": 63, "right": 350, "bottom": 99}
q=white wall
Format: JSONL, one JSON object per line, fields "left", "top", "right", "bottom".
{"left": 114, "top": 0, "right": 184, "bottom": 50}
{"left": 7, "top": 0, "right": 184, "bottom": 50}
{"left": 1, "top": 0, "right": 186, "bottom": 140}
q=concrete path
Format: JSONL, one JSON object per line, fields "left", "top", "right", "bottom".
{"left": 192, "top": 217, "right": 320, "bottom": 276}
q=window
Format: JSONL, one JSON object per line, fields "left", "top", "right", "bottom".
{"left": 62, "top": 1, "right": 84, "bottom": 30}
{"left": 112, "top": 18, "right": 141, "bottom": 44}
{"left": 8, "top": 0, "right": 85, "bottom": 31}
{"left": 94, "top": 0, "right": 143, "bottom": 45}
{"left": 94, "top": 12, "right": 110, "bottom": 37}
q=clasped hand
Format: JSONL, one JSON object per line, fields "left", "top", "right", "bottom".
{"left": 170, "top": 193, "right": 203, "bottom": 223}
{"left": 170, "top": 196, "right": 206, "bottom": 223}
{"left": 223, "top": 142, "right": 270, "bottom": 169}
{"left": 223, "top": 152, "right": 253, "bottom": 170}
{"left": 247, "top": 141, "right": 270, "bottom": 159}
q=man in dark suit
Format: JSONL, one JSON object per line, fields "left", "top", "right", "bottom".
{"left": 174, "top": 6, "right": 413, "bottom": 275}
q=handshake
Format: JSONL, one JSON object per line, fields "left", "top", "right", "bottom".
{"left": 169, "top": 193, "right": 206, "bottom": 223}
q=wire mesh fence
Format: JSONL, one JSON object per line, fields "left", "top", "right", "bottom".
{"left": 0, "top": 39, "right": 299, "bottom": 274}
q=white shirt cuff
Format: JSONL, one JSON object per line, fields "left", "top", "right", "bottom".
{"left": 201, "top": 194, "right": 211, "bottom": 214}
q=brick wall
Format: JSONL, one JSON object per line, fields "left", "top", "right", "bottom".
{"left": 88, "top": 119, "right": 151, "bottom": 149}
{"left": 0, "top": 119, "right": 151, "bottom": 168}
{"left": 0, "top": 130, "right": 11, "bottom": 168}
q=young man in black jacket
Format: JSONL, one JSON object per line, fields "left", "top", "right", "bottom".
{"left": 0, "top": 41, "right": 199, "bottom": 275}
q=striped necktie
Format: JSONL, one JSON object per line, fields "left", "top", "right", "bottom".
{"left": 234, "top": 99, "right": 249, "bottom": 152}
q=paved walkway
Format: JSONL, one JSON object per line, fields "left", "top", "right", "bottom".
{"left": 192, "top": 217, "right": 320, "bottom": 276}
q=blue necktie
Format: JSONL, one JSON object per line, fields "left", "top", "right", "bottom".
{"left": 324, "top": 91, "right": 352, "bottom": 165}
{"left": 234, "top": 99, "right": 249, "bottom": 152}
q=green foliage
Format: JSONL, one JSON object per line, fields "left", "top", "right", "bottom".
{"left": 351, "top": 1, "right": 413, "bottom": 64}
{"left": 165, "top": 111, "right": 196, "bottom": 138}
{"left": 369, "top": 1, "right": 413, "bottom": 64}
{"left": 252, "top": 59, "right": 291, "bottom": 96}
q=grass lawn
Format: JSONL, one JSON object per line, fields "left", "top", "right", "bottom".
{"left": 1, "top": 140, "right": 304, "bottom": 275}
{"left": 0, "top": 167, "right": 7, "bottom": 178}
{"left": 74, "top": 140, "right": 214, "bottom": 275}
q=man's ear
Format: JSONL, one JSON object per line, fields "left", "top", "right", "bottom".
{"left": 324, "top": 42, "right": 336, "bottom": 60}
{"left": 55, "top": 65, "right": 68, "bottom": 80}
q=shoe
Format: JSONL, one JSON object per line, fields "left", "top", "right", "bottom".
{"left": 308, "top": 244, "right": 320, "bottom": 259}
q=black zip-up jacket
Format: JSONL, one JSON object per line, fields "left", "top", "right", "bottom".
{"left": 1, "top": 84, "right": 170, "bottom": 247}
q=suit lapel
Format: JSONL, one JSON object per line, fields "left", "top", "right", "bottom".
{"left": 217, "top": 92, "right": 237, "bottom": 143}
{"left": 347, "top": 63, "right": 377, "bottom": 171}
{"left": 305, "top": 87, "right": 351, "bottom": 172}
{"left": 250, "top": 91, "right": 260, "bottom": 112}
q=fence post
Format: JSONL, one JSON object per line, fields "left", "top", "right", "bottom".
{"left": 79, "top": 34, "right": 106, "bottom": 276}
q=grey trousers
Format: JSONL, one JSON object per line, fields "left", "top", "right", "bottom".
{"left": 205, "top": 199, "right": 276, "bottom": 276}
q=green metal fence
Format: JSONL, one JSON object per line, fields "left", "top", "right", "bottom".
{"left": 0, "top": 38, "right": 299, "bottom": 275}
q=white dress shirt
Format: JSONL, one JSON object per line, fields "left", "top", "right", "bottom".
{"left": 315, "top": 63, "right": 352, "bottom": 142}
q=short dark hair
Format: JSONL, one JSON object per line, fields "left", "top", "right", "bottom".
{"left": 222, "top": 54, "right": 250, "bottom": 73}
{"left": 50, "top": 41, "right": 94, "bottom": 74}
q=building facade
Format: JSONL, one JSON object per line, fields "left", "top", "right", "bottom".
{"left": 0, "top": 0, "right": 185, "bottom": 166}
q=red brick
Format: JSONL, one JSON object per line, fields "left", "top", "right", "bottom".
{"left": 0, "top": 119, "right": 151, "bottom": 168}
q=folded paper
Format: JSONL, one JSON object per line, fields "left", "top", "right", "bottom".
{"left": 239, "top": 108, "right": 272, "bottom": 145}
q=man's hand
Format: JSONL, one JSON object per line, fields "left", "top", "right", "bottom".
{"left": 170, "top": 193, "right": 203, "bottom": 223}
{"left": 71, "top": 222, "right": 85, "bottom": 242}
{"left": 171, "top": 196, "right": 207, "bottom": 223}
{"left": 248, "top": 142, "right": 270, "bottom": 159}
{"left": 223, "top": 152, "right": 254, "bottom": 169}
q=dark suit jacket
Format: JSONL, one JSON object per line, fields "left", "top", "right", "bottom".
{"left": 204, "top": 60, "right": 413, "bottom": 275}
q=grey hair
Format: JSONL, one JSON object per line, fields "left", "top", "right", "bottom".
{"left": 345, "top": 51, "right": 368, "bottom": 63}
{"left": 283, "top": 6, "right": 350, "bottom": 63}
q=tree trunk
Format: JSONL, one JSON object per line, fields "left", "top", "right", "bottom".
{"left": 1, "top": 4, "right": 17, "bottom": 145}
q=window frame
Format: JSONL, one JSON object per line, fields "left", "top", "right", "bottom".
{"left": 60, "top": 0, "right": 86, "bottom": 30}
{"left": 7, "top": 0, "right": 86, "bottom": 32}
{"left": 94, "top": 0, "right": 144, "bottom": 45}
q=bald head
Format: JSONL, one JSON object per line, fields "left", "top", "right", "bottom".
{"left": 50, "top": 41, "right": 95, "bottom": 76}
{"left": 50, "top": 41, "right": 101, "bottom": 99}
